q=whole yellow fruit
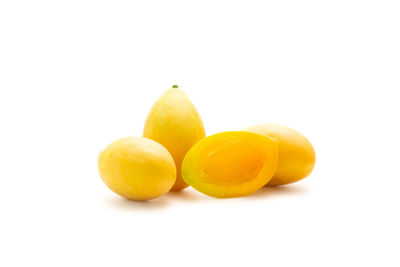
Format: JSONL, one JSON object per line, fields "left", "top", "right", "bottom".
{"left": 143, "top": 85, "right": 206, "bottom": 191}
{"left": 242, "top": 124, "right": 315, "bottom": 186}
{"left": 98, "top": 137, "right": 176, "bottom": 201}
{"left": 182, "top": 131, "right": 278, "bottom": 198}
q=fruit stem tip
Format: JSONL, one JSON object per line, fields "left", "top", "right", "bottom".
{"left": 172, "top": 85, "right": 178, "bottom": 88}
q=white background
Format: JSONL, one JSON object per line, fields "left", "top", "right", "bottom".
{"left": 1, "top": 0, "right": 399, "bottom": 266}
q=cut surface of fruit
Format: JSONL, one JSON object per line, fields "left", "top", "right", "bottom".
{"left": 182, "top": 131, "right": 278, "bottom": 198}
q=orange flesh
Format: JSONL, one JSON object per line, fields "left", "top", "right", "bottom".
{"left": 202, "top": 142, "right": 266, "bottom": 186}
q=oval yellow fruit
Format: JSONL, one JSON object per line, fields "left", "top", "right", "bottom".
{"left": 181, "top": 131, "right": 279, "bottom": 198}
{"left": 98, "top": 137, "right": 176, "bottom": 201}
{"left": 242, "top": 124, "right": 315, "bottom": 186}
{"left": 143, "top": 85, "right": 206, "bottom": 191}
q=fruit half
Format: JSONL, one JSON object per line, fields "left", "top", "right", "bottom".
{"left": 181, "top": 131, "right": 278, "bottom": 198}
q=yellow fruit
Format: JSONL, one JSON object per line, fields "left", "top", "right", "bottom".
{"left": 181, "top": 131, "right": 278, "bottom": 198}
{"left": 98, "top": 137, "right": 176, "bottom": 201}
{"left": 243, "top": 124, "right": 315, "bottom": 186}
{"left": 143, "top": 85, "right": 206, "bottom": 191}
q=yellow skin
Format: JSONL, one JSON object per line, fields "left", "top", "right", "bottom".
{"left": 181, "top": 131, "right": 279, "bottom": 198}
{"left": 143, "top": 86, "right": 206, "bottom": 191}
{"left": 243, "top": 124, "right": 315, "bottom": 186}
{"left": 98, "top": 137, "right": 176, "bottom": 201}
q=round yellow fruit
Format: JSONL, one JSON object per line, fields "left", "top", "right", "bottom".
{"left": 243, "top": 124, "right": 316, "bottom": 186}
{"left": 182, "top": 131, "right": 279, "bottom": 198}
{"left": 98, "top": 137, "right": 176, "bottom": 201}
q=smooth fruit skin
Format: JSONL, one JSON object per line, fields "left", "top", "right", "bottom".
{"left": 181, "top": 131, "right": 279, "bottom": 198}
{"left": 143, "top": 86, "right": 206, "bottom": 191}
{"left": 98, "top": 137, "right": 176, "bottom": 201}
{"left": 243, "top": 124, "right": 315, "bottom": 186}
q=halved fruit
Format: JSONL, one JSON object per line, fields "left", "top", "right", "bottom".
{"left": 181, "top": 131, "right": 279, "bottom": 198}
